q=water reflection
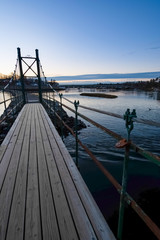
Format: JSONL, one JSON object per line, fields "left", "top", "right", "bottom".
{"left": 156, "top": 91, "right": 160, "bottom": 100}
{"left": 0, "top": 92, "right": 11, "bottom": 116}
{"left": 62, "top": 88, "right": 160, "bottom": 192}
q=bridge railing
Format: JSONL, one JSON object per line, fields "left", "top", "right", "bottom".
{"left": 41, "top": 87, "right": 160, "bottom": 240}
{"left": 0, "top": 62, "right": 24, "bottom": 126}
{"left": 4, "top": 48, "right": 159, "bottom": 238}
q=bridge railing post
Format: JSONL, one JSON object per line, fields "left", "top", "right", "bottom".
{"left": 15, "top": 90, "right": 19, "bottom": 115}
{"left": 53, "top": 92, "right": 56, "bottom": 127}
{"left": 59, "top": 93, "right": 63, "bottom": 140}
{"left": 117, "top": 109, "right": 137, "bottom": 240}
{"left": 17, "top": 48, "right": 26, "bottom": 104}
{"left": 35, "top": 49, "right": 42, "bottom": 103}
{"left": 49, "top": 91, "right": 51, "bottom": 115}
{"left": 74, "top": 100, "right": 80, "bottom": 168}
{"left": 2, "top": 90, "right": 7, "bottom": 117}
{"left": 8, "top": 86, "right": 14, "bottom": 117}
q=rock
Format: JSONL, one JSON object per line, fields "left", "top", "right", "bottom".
{"left": 0, "top": 121, "right": 8, "bottom": 128}
{"left": 0, "top": 99, "right": 22, "bottom": 145}
{"left": 44, "top": 99, "right": 87, "bottom": 137}
{"left": 6, "top": 116, "right": 16, "bottom": 124}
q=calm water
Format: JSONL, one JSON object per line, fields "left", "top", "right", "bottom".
{"left": 1, "top": 89, "right": 159, "bottom": 195}
{"left": 0, "top": 92, "right": 11, "bottom": 117}
{"left": 0, "top": 89, "right": 160, "bottom": 220}
{"left": 59, "top": 89, "right": 160, "bottom": 198}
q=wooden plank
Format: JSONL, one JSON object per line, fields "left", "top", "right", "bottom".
{"left": 1, "top": 105, "right": 27, "bottom": 147}
{"left": 24, "top": 104, "right": 42, "bottom": 240}
{"left": 38, "top": 105, "right": 98, "bottom": 239}
{"left": 58, "top": 142, "right": 116, "bottom": 239}
{"left": 40, "top": 104, "right": 116, "bottom": 240}
{"left": 6, "top": 104, "right": 32, "bottom": 240}
{"left": 35, "top": 104, "right": 60, "bottom": 240}
{"left": 0, "top": 105, "right": 27, "bottom": 163}
{"left": 0, "top": 103, "right": 116, "bottom": 240}
{"left": 0, "top": 105, "right": 31, "bottom": 240}
{"left": 0, "top": 145, "right": 7, "bottom": 164}
{"left": 37, "top": 105, "right": 78, "bottom": 240}
{"left": 0, "top": 105, "right": 30, "bottom": 189}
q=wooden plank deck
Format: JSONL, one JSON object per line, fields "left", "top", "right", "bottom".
{"left": 0, "top": 103, "right": 116, "bottom": 240}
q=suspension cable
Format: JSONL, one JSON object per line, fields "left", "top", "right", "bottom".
{"left": 1, "top": 58, "right": 19, "bottom": 91}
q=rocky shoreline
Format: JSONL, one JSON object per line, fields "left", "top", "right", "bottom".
{"left": 0, "top": 100, "right": 23, "bottom": 144}
{"left": 43, "top": 99, "right": 86, "bottom": 136}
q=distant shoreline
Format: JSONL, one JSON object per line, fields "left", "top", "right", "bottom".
{"left": 49, "top": 71, "right": 160, "bottom": 84}
{"left": 52, "top": 71, "right": 160, "bottom": 80}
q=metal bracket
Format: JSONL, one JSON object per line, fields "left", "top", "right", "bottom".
{"left": 124, "top": 109, "right": 137, "bottom": 140}
{"left": 74, "top": 100, "right": 79, "bottom": 110}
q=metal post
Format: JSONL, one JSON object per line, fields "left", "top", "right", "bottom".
{"left": 17, "top": 48, "right": 26, "bottom": 104}
{"left": 15, "top": 90, "right": 18, "bottom": 114}
{"left": 15, "top": 82, "right": 19, "bottom": 114}
{"left": 52, "top": 90, "right": 54, "bottom": 111}
{"left": 117, "top": 109, "right": 137, "bottom": 240}
{"left": 74, "top": 100, "right": 79, "bottom": 168}
{"left": 35, "top": 49, "right": 42, "bottom": 103}
{"left": 117, "top": 144, "right": 130, "bottom": 239}
{"left": 53, "top": 92, "right": 56, "bottom": 127}
{"left": 59, "top": 93, "right": 63, "bottom": 139}
{"left": 10, "top": 91, "right": 14, "bottom": 117}
{"left": 3, "top": 90, "right": 7, "bottom": 116}
{"left": 49, "top": 91, "right": 51, "bottom": 114}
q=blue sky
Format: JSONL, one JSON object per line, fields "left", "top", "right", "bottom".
{"left": 0, "top": 0, "right": 160, "bottom": 77}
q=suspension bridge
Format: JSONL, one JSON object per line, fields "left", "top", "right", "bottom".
{"left": 0, "top": 48, "right": 160, "bottom": 240}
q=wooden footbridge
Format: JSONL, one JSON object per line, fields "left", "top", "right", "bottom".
{"left": 1, "top": 48, "right": 160, "bottom": 240}
{"left": 0, "top": 103, "right": 115, "bottom": 240}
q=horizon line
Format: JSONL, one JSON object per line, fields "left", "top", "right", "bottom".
{"left": 47, "top": 71, "right": 160, "bottom": 80}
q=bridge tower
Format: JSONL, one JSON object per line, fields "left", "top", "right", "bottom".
{"left": 17, "top": 47, "right": 42, "bottom": 103}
